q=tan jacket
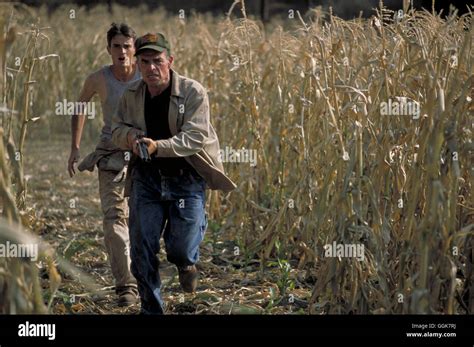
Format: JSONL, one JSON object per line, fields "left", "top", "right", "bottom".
{"left": 77, "top": 139, "right": 126, "bottom": 173}
{"left": 111, "top": 70, "right": 236, "bottom": 196}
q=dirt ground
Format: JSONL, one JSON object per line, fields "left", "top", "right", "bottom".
{"left": 24, "top": 134, "right": 313, "bottom": 315}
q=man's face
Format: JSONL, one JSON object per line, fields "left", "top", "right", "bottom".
{"left": 137, "top": 50, "right": 174, "bottom": 89}
{"left": 107, "top": 34, "right": 135, "bottom": 67}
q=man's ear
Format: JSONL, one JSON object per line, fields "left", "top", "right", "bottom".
{"left": 168, "top": 55, "right": 174, "bottom": 67}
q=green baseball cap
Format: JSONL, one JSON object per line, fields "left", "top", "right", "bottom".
{"left": 135, "top": 33, "right": 171, "bottom": 56}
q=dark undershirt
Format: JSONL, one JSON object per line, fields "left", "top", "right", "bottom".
{"left": 143, "top": 71, "right": 192, "bottom": 173}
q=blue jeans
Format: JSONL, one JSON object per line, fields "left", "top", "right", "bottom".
{"left": 129, "top": 164, "right": 207, "bottom": 314}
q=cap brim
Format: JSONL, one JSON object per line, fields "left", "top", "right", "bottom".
{"left": 135, "top": 45, "right": 166, "bottom": 56}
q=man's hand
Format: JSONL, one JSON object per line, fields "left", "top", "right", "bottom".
{"left": 68, "top": 148, "right": 80, "bottom": 177}
{"left": 127, "top": 128, "right": 145, "bottom": 155}
{"left": 139, "top": 137, "right": 158, "bottom": 156}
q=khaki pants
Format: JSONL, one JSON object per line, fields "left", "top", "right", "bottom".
{"left": 98, "top": 169, "right": 136, "bottom": 290}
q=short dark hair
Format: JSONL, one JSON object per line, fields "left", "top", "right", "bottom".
{"left": 107, "top": 23, "right": 136, "bottom": 47}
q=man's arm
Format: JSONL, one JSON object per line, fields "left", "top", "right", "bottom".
{"left": 111, "top": 94, "right": 143, "bottom": 155}
{"left": 67, "top": 73, "right": 98, "bottom": 177}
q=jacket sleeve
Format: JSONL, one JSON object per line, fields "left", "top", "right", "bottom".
{"left": 111, "top": 93, "right": 134, "bottom": 150}
{"left": 155, "top": 85, "right": 210, "bottom": 157}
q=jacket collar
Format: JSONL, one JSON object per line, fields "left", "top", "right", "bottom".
{"left": 170, "top": 69, "right": 183, "bottom": 97}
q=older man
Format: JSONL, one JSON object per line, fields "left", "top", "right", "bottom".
{"left": 111, "top": 33, "right": 236, "bottom": 314}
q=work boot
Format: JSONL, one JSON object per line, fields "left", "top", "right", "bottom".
{"left": 178, "top": 265, "right": 198, "bottom": 293}
{"left": 116, "top": 286, "right": 138, "bottom": 307}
